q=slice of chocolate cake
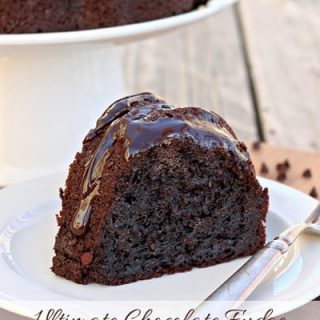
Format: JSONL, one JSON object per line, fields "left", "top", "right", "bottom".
{"left": 52, "top": 93, "right": 268, "bottom": 286}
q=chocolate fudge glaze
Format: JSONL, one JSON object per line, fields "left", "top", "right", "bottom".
{"left": 71, "top": 93, "right": 249, "bottom": 235}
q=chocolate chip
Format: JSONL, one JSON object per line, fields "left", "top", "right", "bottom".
{"left": 260, "top": 163, "right": 269, "bottom": 174}
{"left": 81, "top": 252, "right": 93, "bottom": 266}
{"left": 252, "top": 141, "right": 261, "bottom": 150}
{"left": 309, "top": 187, "right": 318, "bottom": 199}
{"left": 284, "top": 159, "right": 290, "bottom": 169}
{"left": 277, "top": 172, "right": 287, "bottom": 182}
{"left": 68, "top": 239, "right": 77, "bottom": 246}
{"left": 118, "top": 137, "right": 126, "bottom": 145}
{"left": 276, "top": 160, "right": 290, "bottom": 174}
{"left": 276, "top": 164, "right": 286, "bottom": 173}
{"left": 302, "top": 169, "right": 312, "bottom": 178}
{"left": 65, "top": 246, "right": 75, "bottom": 257}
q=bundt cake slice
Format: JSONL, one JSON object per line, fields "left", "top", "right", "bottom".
{"left": 52, "top": 92, "right": 268, "bottom": 286}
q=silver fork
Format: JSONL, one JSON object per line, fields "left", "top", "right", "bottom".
{"left": 199, "top": 203, "right": 320, "bottom": 316}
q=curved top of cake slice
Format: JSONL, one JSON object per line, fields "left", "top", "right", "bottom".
{"left": 71, "top": 92, "right": 252, "bottom": 236}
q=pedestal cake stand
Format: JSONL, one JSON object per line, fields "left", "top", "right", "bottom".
{"left": 0, "top": 0, "right": 236, "bottom": 185}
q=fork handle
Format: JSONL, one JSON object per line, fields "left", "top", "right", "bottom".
{"left": 200, "top": 239, "right": 289, "bottom": 318}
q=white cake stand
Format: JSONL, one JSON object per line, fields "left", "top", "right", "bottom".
{"left": 0, "top": 0, "right": 236, "bottom": 185}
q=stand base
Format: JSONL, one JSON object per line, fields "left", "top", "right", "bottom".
{"left": 0, "top": 44, "right": 125, "bottom": 185}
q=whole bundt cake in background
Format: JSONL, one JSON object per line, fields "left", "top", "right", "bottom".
{"left": 0, "top": 0, "right": 209, "bottom": 34}
{"left": 52, "top": 92, "right": 268, "bottom": 286}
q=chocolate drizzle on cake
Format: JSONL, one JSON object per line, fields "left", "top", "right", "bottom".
{"left": 71, "top": 93, "right": 165, "bottom": 235}
{"left": 85, "top": 93, "right": 166, "bottom": 142}
{"left": 71, "top": 93, "right": 249, "bottom": 236}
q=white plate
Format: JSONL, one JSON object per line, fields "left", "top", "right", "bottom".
{"left": 0, "top": 0, "right": 236, "bottom": 46}
{"left": 0, "top": 173, "right": 319, "bottom": 319}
